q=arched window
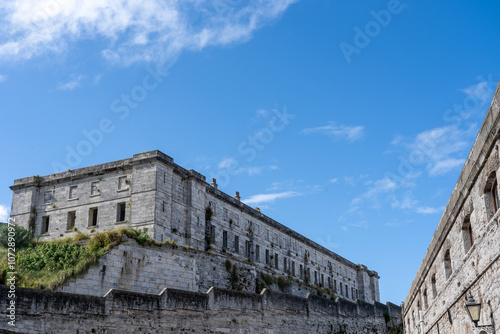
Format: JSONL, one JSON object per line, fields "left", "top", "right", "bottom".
{"left": 462, "top": 215, "right": 474, "bottom": 253}
{"left": 423, "top": 288, "right": 428, "bottom": 309}
{"left": 484, "top": 171, "right": 499, "bottom": 219}
{"left": 431, "top": 274, "right": 437, "bottom": 298}
{"left": 444, "top": 249, "right": 452, "bottom": 279}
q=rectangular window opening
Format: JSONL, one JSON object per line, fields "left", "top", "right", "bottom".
{"left": 117, "top": 202, "right": 126, "bottom": 222}
{"left": 67, "top": 211, "right": 76, "bottom": 230}
{"left": 69, "top": 186, "right": 77, "bottom": 199}
{"left": 42, "top": 216, "right": 50, "bottom": 234}
{"left": 91, "top": 182, "right": 99, "bottom": 196}
{"left": 89, "top": 207, "right": 98, "bottom": 226}
{"left": 222, "top": 231, "right": 228, "bottom": 249}
{"left": 234, "top": 235, "right": 239, "bottom": 253}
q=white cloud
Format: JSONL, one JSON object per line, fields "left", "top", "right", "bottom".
{"left": 461, "top": 80, "right": 495, "bottom": 108}
{"left": 218, "top": 157, "right": 236, "bottom": 169}
{"left": 0, "top": 204, "right": 10, "bottom": 222}
{"left": 394, "top": 124, "right": 475, "bottom": 177}
{"left": 56, "top": 74, "right": 84, "bottom": 90}
{"left": 302, "top": 122, "right": 365, "bottom": 142}
{"left": 0, "top": 74, "right": 7, "bottom": 83}
{"left": 416, "top": 206, "right": 444, "bottom": 214}
{"left": 242, "top": 191, "right": 301, "bottom": 205}
{"left": 391, "top": 192, "right": 418, "bottom": 210}
{"left": 256, "top": 108, "right": 269, "bottom": 117}
{"left": 330, "top": 178, "right": 338, "bottom": 183}
{"left": 217, "top": 157, "right": 264, "bottom": 176}
{"left": 0, "top": 0, "right": 296, "bottom": 65}
{"left": 351, "top": 177, "right": 398, "bottom": 208}
{"left": 429, "top": 158, "right": 465, "bottom": 176}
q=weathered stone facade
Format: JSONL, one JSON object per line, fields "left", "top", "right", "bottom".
{"left": 10, "top": 150, "right": 380, "bottom": 303}
{"left": 0, "top": 284, "right": 401, "bottom": 334}
{"left": 403, "top": 81, "right": 500, "bottom": 333}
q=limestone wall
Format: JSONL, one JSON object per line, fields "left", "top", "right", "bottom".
{"left": 10, "top": 150, "right": 380, "bottom": 304}
{"left": 403, "top": 82, "right": 500, "bottom": 333}
{"left": 0, "top": 285, "right": 401, "bottom": 334}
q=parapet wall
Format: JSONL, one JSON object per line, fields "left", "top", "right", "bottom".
{"left": 0, "top": 284, "right": 401, "bottom": 334}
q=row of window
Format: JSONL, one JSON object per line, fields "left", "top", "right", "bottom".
{"left": 40, "top": 203, "right": 127, "bottom": 234}
{"left": 215, "top": 227, "right": 355, "bottom": 297}
{"left": 208, "top": 201, "right": 344, "bottom": 274}
{"left": 407, "top": 173, "right": 500, "bottom": 330}
{"left": 207, "top": 213, "right": 350, "bottom": 282}
{"left": 43, "top": 177, "right": 129, "bottom": 204}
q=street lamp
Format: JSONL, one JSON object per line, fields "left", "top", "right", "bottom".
{"left": 465, "top": 291, "right": 482, "bottom": 327}
{"left": 464, "top": 291, "right": 495, "bottom": 333}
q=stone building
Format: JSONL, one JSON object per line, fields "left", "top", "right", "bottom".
{"left": 403, "top": 81, "right": 500, "bottom": 333}
{"left": 9, "top": 151, "right": 380, "bottom": 303}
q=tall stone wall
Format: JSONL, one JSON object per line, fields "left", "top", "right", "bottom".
{"left": 403, "top": 82, "right": 500, "bottom": 333}
{"left": 0, "top": 285, "right": 401, "bottom": 334}
{"left": 57, "top": 236, "right": 258, "bottom": 296}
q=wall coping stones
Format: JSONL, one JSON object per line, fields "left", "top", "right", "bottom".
{"left": 10, "top": 149, "right": 376, "bottom": 275}
{"left": 403, "top": 81, "right": 500, "bottom": 313}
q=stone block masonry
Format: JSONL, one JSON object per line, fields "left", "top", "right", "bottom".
{"left": 403, "top": 82, "right": 500, "bottom": 333}
{"left": 10, "top": 150, "right": 380, "bottom": 304}
{"left": 0, "top": 284, "right": 401, "bottom": 334}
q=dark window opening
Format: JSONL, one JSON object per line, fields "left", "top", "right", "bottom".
{"left": 89, "top": 207, "right": 98, "bottom": 226}
{"left": 234, "top": 236, "right": 239, "bottom": 253}
{"left": 117, "top": 203, "right": 126, "bottom": 222}
{"left": 42, "top": 216, "right": 50, "bottom": 234}
{"left": 67, "top": 211, "right": 76, "bottom": 230}
{"left": 222, "top": 231, "right": 228, "bottom": 249}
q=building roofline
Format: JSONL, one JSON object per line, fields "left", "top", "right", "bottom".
{"left": 10, "top": 150, "right": 374, "bottom": 274}
{"left": 403, "top": 81, "right": 500, "bottom": 314}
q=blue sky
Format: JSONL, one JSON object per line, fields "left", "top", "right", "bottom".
{"left": 1, "top": 0, "right": 500, "bottom": 304}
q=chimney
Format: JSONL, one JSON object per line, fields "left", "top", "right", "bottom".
{"left": 234, "top": 191, "right": 240, "bottom": 201}
{"left": 211, "top": 178, "right": 217, "bottom": 189}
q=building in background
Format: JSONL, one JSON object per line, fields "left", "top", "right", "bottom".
{"left": 9, "top": 150, "right": 380, "bottom": 303}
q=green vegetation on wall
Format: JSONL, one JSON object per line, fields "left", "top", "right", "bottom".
{"left": 0, "top": 227, "right": 171, "bottom": 290}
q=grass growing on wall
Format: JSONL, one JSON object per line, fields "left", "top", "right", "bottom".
{"left": 0, "top": 228, "right": 160, "bottom": 290}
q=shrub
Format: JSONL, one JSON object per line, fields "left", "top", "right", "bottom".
{"left": 277, "top": 275, "right": 290, "bottom": 291}
{"left": 0, "top": 224, "right": 32, "bottom": 250}
{"left": 121, "top": 228, "right": 152, "bottom": 246}
{"left": 261, "top": 272, "right": 276, "bottom": 286}
{"left": 87, "top": 231, "right": 121, "bottom": 253}
{"left": 225, "top": 259, "right": 233, "bottom": 272}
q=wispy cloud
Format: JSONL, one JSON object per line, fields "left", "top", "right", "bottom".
{"left": 243, "top": 191, "right": 301, "bottom": 205}
{"left": 393, "top": 124, "right": 476, "bottom": 177}
{"left": 391, "top": 192, "right": 418, "bottom": 210}
{"left": 0, "top": 204, "right": 10, "bottom": 222}
{"left": 56, "top": 74, "right": 84, "bottom": 91}
{"left": 351, "top": 177, "right": 398, "bottom": 207}
{"left": 416, "top": 206, "right": 444, "bottom": 214}
{"left": 461, "top": 80, "right": 496, "bottom": 107}
{"left": 302, "top": 122, "right": 365, "bottom": 142}
{"left": 217, "top": 157, "right": 266, "bottom": 176}
{"left": 0, "top": 74, "right": 7, "bottom": 83}
{"left": 0, "top": 0, "right": 296, "bottom": 65}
